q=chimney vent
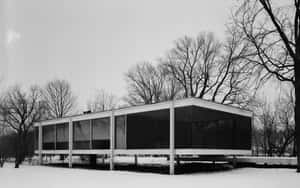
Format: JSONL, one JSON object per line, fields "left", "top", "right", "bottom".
{"left": 83, "top": 110, "right": 92, "bottom": 114}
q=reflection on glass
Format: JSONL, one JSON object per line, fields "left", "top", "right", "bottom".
{"left": 73, "top": 120, "right": 91, "bottom": 149}
{"left": 56, "top": 123, "right": 69, "bottom": 149}
{"left": 42, "top": 125, "right": 55, "bottom": 150}
{"left": 175, "top": 106, "right": 251, "bottom": 150}
{"left": 115, "top": 116, "right": 126, "bottom": 149}
{"left": 92, "top": 118, "right": 110, "bottom": 149}
{"left": 126, "top": 109, "right": 170, "bottom": 149}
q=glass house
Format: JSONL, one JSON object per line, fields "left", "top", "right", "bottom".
{"left": 34, "top": 98, "right": 252, "bottom": 174}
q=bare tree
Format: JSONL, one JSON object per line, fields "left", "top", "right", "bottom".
{"left": 125, "top": 32, "right": 256, "bottom": 106}
{"left": 0, "top": 86, "right": 47, "bottom": 168}
{"left": 258, "top": 102, "right": 278, "bottom": 156}
{"left": 87, "top": 89, "right": 118, "bottom": 112}
{"left": 252, "top": 126, "right": 264, "bottom": 156}
{"left": 42, "top": 79, "right": 76, "bottom": 118}
{"left": 234, "top": 0, "right": 300, "bottom": 171}
{"left": 161, "top": 32, "right": 256, "bottom": 106}
{"left": 125, "top": 62, "right": 165, "bottom": 105}
{"left": 275, "top": 87, "right": 295, "bottom": 156}
{"left": 211, "top": 27, "right": 259, "bottom": 107}
{"left": 125, "top": 62, "right": 183, "bottom": 105}
{"left": 157, "top": 63, "right": 183, "bottom": 101}
{"left": 252, "top": 88, "right": 295, "bottom": 157}
{"left": 162, "top": 33, "right": 221, "bottom": 98}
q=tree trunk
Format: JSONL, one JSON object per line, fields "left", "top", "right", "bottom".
{"left": 14, "top": 143, "right": 23, "bottom": 168}
{"left": 14, "top": 131, "right": 27, "bottom": 168}
{"left": 14, "top": 146, "right": 21, "bottom": 168}
{"left": 14, "top": 134, "right": 21, "bottom": 168}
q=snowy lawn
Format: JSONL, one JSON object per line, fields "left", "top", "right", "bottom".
{"left": 0, "top": 163, "right": 299, "bottom": 188}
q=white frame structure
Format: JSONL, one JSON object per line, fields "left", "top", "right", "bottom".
{"left": 34, "top": 97, "right": 252, "bottom": 175}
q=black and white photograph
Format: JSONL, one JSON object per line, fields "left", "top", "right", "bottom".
{"left": 0, "top": 0, "right": 299, "bottom": 187}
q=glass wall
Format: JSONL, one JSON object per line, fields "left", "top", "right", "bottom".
{"left": 42, "top": 125, "right": 55, "bottom": 150}
{"left": 34, "top": 127, "right": 39, "bottom": 150}
{"left": 92, "top": 117, "right": 110, "bottom": 149}
{"left": 175, "top": 106, "right": 251, "bottom": 150}
{"left": 115, "top": 115, "right": 126, "bottom": 149}
{"left": 126, "top": 109, "right": 170, "bottom": 149}
{"left": 39, "top": 117, "right": 111, "bottom": 150}
{"left": 56, "top": 123, "right": 69, "bottom": 149}
{"left": 73, "top": 120, "right": 91, "bottom": 149}
{"left": 38, "top": 105, "right": 251, "bottom": 151}
{"left": 234, "top": 116, "right": 252, "bottom": 149}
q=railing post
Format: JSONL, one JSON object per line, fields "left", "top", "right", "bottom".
{"left": 169, "top": 101, "right": 175, "bottom": 175}
{"left": 110, "top": 110, "right": 115, "bottom": 170}
{"left": 68, "top": 118, "right": 73, "bottom": 168}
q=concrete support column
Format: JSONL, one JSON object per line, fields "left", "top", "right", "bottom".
{"left": 110, "top": 110, "right": 115, "bottom": 170}
{"left": 68, "top": 119, "right": 73, "bottom": 168}
{"left": 169, "top": 101, "right": 175, "bottom": 175}
{"left": 38, "top": 124, "right": 43, "bottom": 165}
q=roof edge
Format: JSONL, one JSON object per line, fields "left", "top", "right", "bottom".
{"left": 35, "top": 97, "right": 252, "bottom": 126}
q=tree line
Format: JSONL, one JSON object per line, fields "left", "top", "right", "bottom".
{"left": 0, "top": 80, "right": 76, "bottom": 168}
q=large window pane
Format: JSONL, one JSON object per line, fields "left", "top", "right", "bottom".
{"left": 56, "top": 123, "right": 69, "bottom": 149}
{"left": 34, "top": 127, "right": 39, "bottom": 150}
{"left": 126, "top": 109, "right": 169, "bottom": 149}
{"left": 73, "top": 120, "right": 91, "bottom": 149}
{"left": 234, "top": 116, "right": 252, "bottom": 149}
{"left": 115, "top": 115, "right": 126, "bottom": 149}
{"left": 92, "top": 117, "right": 110, "bottom": 149}
{"left": 175, "top": 106, "right": 193, "bottom": 148}
{"left": 175, "top": 106, "right": 251, "bottom": 149}
{"left": 215, "top": 119, "right": 234, "bottom": 149}
{"left": 42, "top": 125, "right": 55, "bottom": 150}
{"left": 200, "top": 121, "right": 218, "bottom": 148}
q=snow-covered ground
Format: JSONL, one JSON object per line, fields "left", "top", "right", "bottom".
{"left": 0, "top": 163, "right": 299, "bottom": 188}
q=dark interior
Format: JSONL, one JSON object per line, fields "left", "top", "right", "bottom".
{"left": 34, "top": 127, "right": 38, "bottom": 150}
{"left": 126, "top": 109, "right": 170, "bottom": 149}
{"left": 92, "top": 118, "right": 110, "bottom": 149}
{"left": 42, "top": 125, "right": 55, "bottom": 150}
{"left": 175, "top": 106, "right": 251, "bottom": 150}
{"left": 41, "top": 117, "right": 111, "bottom": 150}
{"left": 73, "top": 120, "right": 90, "bottom": 149}
{"left": 56, "top": 123, "right": 68, "bottom": 149}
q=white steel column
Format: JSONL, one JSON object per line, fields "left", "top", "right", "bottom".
{"left": 38, "top": 124, "right": 42, "bottom": 165}
{"left": 110, "top": 110, "right": 115, "bottom": 170}
{"left": 68, "top": 119, "right": 73, "bottom": 168}
{"left": 169, "top": 101, "right": 175, "bottom": 175}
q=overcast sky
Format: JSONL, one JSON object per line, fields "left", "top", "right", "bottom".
{"left": 0, "top": 0, "right": 283, "bottom": 111}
